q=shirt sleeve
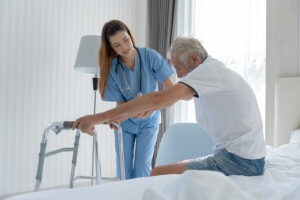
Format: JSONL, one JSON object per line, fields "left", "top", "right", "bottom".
{"left": 145, "top": 48, "right": 174, "bottom": 83}
{"left": 180, "top": 64, "right": 221, "bottom": 97}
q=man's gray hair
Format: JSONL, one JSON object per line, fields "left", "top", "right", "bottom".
{"left": 169, "top": 37, "right": 208, "bottom": 64}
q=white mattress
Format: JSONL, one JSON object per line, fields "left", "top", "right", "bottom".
{"left": 6, "top": 133, "right": 300, "bottom": 200}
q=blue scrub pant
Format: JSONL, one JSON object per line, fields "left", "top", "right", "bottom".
{"left": 114, "top": 124, "right": 159, "bottom": 179}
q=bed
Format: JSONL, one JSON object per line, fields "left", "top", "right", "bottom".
{"left": 6, "top": 77, "right": 300, "bottom": 200}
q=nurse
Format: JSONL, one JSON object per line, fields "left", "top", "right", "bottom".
{"left": 98, "top": 20, "right": 174, "bottom": 179}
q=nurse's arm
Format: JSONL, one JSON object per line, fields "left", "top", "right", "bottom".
{"left": 108, "top": 101, "right": 126, "bottom": 130}
{"left": 95, "top": 82, "right": 195, "bottom": 124}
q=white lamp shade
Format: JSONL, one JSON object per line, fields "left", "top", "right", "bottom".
{"left": 74, "top": 35, "right": 101, "bottom": 75}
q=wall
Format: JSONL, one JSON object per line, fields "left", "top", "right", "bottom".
{"left": 0, "top": 0, "right": 147, "bottom": 195}
{"left": 266, "top": 0, "right": 300, "bottom": 146}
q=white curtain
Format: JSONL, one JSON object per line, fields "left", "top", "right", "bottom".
{"left": 170, "top": 0, "right": 266, "bottom": 127}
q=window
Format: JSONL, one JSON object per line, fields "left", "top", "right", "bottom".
{"left": 172, "top": 0, "right": 266, "bottom": 127}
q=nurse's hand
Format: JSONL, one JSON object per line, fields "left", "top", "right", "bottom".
{"left": 72, "top": 115, "right": 96, "bottom": 136}
{"left": 109, "top": 121, "right": 120, "bottom": 130}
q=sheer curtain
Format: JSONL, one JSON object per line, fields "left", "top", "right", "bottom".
{"left": 170, "top": 0, "right": 266, "bottom": 128}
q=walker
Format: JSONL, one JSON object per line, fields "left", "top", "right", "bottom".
{"left": 34, "top": 121, "right": 125, "bottom": 191}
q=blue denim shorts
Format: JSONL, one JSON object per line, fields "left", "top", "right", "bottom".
{"left": 185, "top": 149, "right": 265, "bottom": 176}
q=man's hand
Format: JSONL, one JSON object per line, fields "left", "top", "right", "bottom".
{"left": 72, "top": 115, "right": 96, "bottom": 136}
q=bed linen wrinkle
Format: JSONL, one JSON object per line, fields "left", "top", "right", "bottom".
{"left": 5, "top": 133, "right": 300, "bottom": 200}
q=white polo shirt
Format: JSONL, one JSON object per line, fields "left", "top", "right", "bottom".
{"left": 180, "top": 56, "right": 266, "bottom": 159}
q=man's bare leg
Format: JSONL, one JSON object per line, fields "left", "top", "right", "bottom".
{"left": 150, "top": 162, "right": 187, "bottom": 176}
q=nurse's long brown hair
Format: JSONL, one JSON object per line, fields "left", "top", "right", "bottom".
{"left": 99, "top": 20, "right": 136, "bottom": 98}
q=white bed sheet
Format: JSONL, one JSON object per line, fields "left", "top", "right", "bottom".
{"left": 6, "top": 135, "right": 300, "bottom": 200}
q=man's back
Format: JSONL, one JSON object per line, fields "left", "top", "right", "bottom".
{"left": 180, "top": 56, "right": 266, "bottom": 159}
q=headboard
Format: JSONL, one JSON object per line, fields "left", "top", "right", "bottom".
{"left": 274, "top": 77, "right": 300, "bottom": 147}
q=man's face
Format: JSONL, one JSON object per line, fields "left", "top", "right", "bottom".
{"left": 171, "top": 52, "right": 190, "bottom": 78}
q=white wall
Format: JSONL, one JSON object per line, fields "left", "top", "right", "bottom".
{"left": 0, "top": 0, "right": 147, "bottom": 195}
{"left": 266, "top": 0, "right": 300, "bottom": 146}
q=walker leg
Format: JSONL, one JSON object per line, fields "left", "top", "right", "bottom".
{"left": 117, "top": 126, "right": 126, "bottom": 180}
{"left": 34, "top": 142, "right": 47, "bottom": 191}
{"left": 94, "top": 132, "right": 102, "bottom": 184}
{"left": 69, "top": 129, "right": 81, "bottom": 188}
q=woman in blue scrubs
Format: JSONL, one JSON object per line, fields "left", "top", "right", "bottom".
{"left": 98, "top": 20, "right": 173, "bottom": 179}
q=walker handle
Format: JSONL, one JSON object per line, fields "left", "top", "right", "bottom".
{"left": 63, "top": 121, "right": 75, "bottom": 129}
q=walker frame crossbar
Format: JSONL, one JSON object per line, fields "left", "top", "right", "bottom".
{"left": 34, "top": 121, "right": 125, "bottom": 191}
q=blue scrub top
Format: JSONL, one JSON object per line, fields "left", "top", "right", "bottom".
{"left": 103, "top": 47, "right": 173, "bottom": 132}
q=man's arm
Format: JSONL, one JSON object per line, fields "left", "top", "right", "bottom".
{"left": 163, "top": 77, "right": 174, "bottom": 89}
{"left": 134, "top": 77, "right": 174, "bottom": 119}
{"left": 73, "top": 82, "right": 195, "bottom": 134}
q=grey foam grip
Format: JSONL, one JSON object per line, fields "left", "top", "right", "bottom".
{"left": 63, "top": 121, "right": 75, "bottom": 129}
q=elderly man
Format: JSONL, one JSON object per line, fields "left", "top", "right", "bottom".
{"left": 73, "top": 36, "right": 266, "bottom": 176}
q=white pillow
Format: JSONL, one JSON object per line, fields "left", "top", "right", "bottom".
{"left": 289, "top": 129, "right": 300, "bottom": 144}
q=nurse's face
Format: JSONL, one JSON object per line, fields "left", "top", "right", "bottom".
{"left": 109, "top": 31, "right": 134, "bottom": 59}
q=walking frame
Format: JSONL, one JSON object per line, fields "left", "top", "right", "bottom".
{"left": 34, "top": 121, "right": 125, "bottom": 191}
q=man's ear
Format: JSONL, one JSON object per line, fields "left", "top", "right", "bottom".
{"left": 190, "top": 53, "right": 202, "bottom": 66}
